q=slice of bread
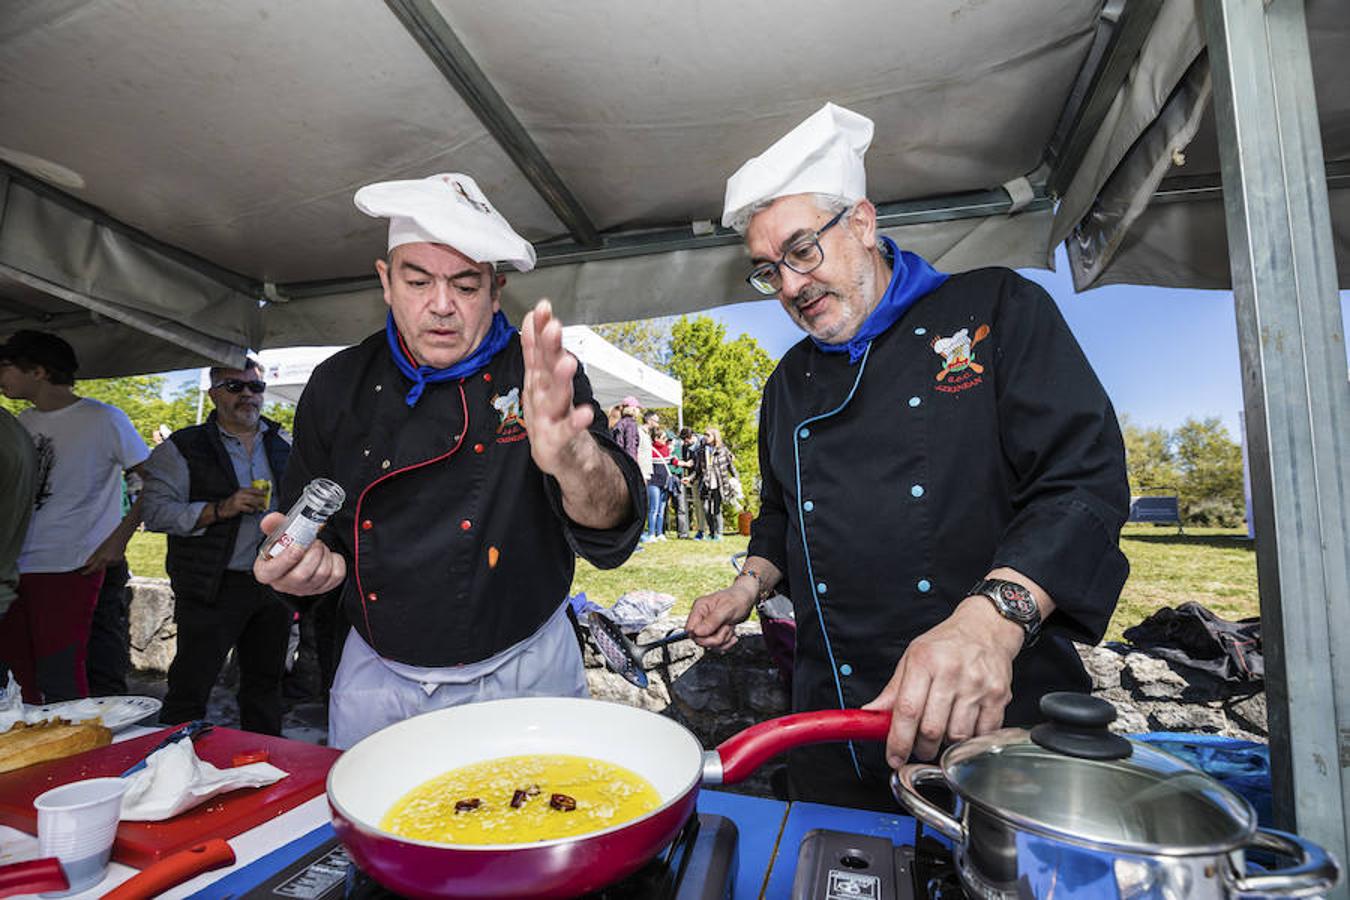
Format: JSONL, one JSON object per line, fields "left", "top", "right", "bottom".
{"left": 0, "top": 718, "right": 113, "bottom": 773}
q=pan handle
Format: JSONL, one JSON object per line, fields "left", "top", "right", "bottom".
{"left": 707, "top": 708, "right": 890, "bottom": 784}
{"left": 891, "top": 765, "right": 966, "bottom": 843}
{"left": 100, "top": 838, "right": 236, "bottom": 900}
{"left": 1230, "top": 828, "right": 1339, "bottom": 897}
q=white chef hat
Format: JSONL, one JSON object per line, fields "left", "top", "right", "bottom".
{"left": 722, "top": 103, "right": 874, "bottom": 231}
{"left": 354, "top": 173, "right": 537, "bottom": 272}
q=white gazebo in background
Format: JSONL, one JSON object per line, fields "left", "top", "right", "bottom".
{"left": 197, "top": 328, "right": 681, "bottom": 423}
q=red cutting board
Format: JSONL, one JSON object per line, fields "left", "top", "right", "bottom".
{"left": 0, "top": 726, "right": 340, "bottom": 868}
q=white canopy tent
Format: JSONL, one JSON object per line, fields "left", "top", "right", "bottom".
{"left": 3, "top": 0, "right": 1348, "bottom": 879}
{"left": 195, "top": 328, "right": 680, "bottom": 418}
{"left": 560, "top": 326, "right": 682, "bottom": 422}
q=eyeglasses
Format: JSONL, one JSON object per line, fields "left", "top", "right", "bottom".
{"left": 212, "top": 379, "right": 266, "bottom": 394}
{"left": 745, "top": 207, "right": 850, "bottom": 295}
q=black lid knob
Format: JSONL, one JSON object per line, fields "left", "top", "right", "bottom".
{"left": 1029, "top": 692, "right": 1132, "bottom": 760}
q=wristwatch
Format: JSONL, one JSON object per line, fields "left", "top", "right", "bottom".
{"left": 969, "top": 578, "right": 1041, "bottom": 646}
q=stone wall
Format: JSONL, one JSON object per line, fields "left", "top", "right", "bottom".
{"left": 133, "top": 579, "right": 1267, "bottom": 793}
{"left": 583, "top": 615, "right": 1269, "bottom": 799}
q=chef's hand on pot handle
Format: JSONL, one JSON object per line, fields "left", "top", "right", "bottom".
{"left": 253, "top": 512, "right": 347, "bottom": 596}
{"left": 863, "top": 570, "right": 1052, "bottom": 769}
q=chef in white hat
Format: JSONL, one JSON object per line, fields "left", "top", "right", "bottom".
{"left": 254, "top": 173, "right": 645, "bottom": 748}
{"left": 687, "top": 104, "right": 1130, "bottom": 810}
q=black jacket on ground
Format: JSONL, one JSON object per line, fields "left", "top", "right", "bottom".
{"left": 166, "top": 414, "right": 290, "bottom": 606}
{"left": 280, "top": 331, "right": 645, "bottom": 668}
{"left": 748, "top": 267, "right": 1130, "bottom": 809}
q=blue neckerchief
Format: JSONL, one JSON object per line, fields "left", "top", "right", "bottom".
{"left": 385, "top": 311, "right": 517, "bottom": 407}
{"left": 810, "top": 236, "right": 948, "bottom": 364}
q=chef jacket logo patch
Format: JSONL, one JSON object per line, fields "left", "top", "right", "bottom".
{"left": 491, "top": 387, "right": 527, "bottom": 443}
{"left": 931, "top": 324, "right": 989, "bottom": 394}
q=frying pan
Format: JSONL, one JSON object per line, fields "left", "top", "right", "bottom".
{"left": 327, "top": 697, "right": 888, "bottom": 898}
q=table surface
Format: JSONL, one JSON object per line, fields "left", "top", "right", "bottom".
{"left": 0, "top": 726, "right": 920, "bottom": 899}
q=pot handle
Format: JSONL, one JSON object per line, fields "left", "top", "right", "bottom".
{"left": 891, "top": 764, "right": 966, "bottom": 844}
{"left": 1231, "top": 828, "right": 1339, "bottom": 897}
{"left": 709, "top": 709, "right": 890, "bottom": 784}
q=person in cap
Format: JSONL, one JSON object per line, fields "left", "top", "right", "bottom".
{"left": 253, "top": 174, "right": 645, "bottom": 748}
{"left": 0, "top": 330, "right": 150, "bottom": 703}
{"left": 686, "top": 104, "right": 1129, "bottom": 809}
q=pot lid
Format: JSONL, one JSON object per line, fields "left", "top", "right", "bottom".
{"left": 940, "top": 693, "right": 1256, "bottom": 854}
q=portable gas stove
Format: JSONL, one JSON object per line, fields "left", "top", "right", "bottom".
{"left": 240, "top": 813, "right": 737, "bottom": 899}
{"left": 791, "top": 829, "right": 964, "bottom": 899}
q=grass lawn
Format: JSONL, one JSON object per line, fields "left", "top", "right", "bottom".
{"left": 125, "top": 523, "right": 1257, "bottom": 640}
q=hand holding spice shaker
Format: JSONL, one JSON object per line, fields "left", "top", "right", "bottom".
{"left": 258, "top": 478, "right": 346, "bottom": 559}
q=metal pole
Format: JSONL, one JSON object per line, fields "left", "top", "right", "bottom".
{"left": 1202, "top": 0, "right": 1350, "bottom": 884}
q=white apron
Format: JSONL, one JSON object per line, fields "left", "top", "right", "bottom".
{"left": 328, "top": 600, "right": 589, "bottom": 749}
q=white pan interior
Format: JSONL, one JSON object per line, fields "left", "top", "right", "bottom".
{"left": 328, "top": 697, "right": 705, "bottom": 828}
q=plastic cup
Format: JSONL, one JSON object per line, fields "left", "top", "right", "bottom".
{"left": 33, "top": 777, "right": 128, "bottom": 896}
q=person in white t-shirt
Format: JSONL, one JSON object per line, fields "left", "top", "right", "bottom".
{"left": 0, "top": 330, "right": 149, "bottom": 703}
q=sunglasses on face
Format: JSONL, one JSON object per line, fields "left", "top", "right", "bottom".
{"left": 212, "top": 379, "right": 266, "bottom": 394}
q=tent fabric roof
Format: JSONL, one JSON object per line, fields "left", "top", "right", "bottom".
{"left": 0, "top": 0, "right": 1344, "bottom": 376}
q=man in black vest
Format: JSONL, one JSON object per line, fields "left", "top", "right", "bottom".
{"left": 141, "top": 360, "right": 293, "bottom": 734}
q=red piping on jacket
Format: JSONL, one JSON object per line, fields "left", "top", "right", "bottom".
{"left": 352, "top": 380, "right": 470, "bottom": 653}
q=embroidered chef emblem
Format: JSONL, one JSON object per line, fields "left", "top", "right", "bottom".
{"left": 491, "top": 387, "right": 528, "bottom": 443}
{"left": 931, "top": 324, "right": 989, "bottom": 394}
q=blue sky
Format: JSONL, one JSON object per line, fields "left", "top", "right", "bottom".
{"left": 705, "top": 251, "right": 1350, "bottom": 441}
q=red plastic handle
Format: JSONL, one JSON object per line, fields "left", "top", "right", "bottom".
{"left": 713, "top": 708, "right": 891, "bottom": 784}
{"left": 0, "top": 858, "right": 68, "bottom": 898}
{"left": 101, "top": 838, "right": 236, "bottom": 900}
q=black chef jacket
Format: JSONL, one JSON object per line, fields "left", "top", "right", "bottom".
{"left": 747, "top": 267, "right": 1129, "bottom": 810}
{"left": 280, "top": 331, "right": 645, "bottom": 668}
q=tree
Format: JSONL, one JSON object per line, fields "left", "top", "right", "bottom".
{"left": 1120, "top": 415, "right": 1178, "bottom": 495}
{"left": 667, "top": 316, "right": 776, "bottom": 517}
{"left": 1173, "top": 417, "right": 1245, "bottom": 526}
{"left": 2, "top": 374, "right": 198, "bottom": 443}
{"left": 591, "top": 319, "right": 673, "bottom": 372}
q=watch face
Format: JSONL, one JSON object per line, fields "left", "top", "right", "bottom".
{"left": 997, "top": 583, "right": 1037, "bottom": 619}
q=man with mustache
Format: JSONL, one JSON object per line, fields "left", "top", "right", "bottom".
{"left": 141, "top": 359, "right": 292, "bottom": 734}
{"left": 254, "top": 173, "right": 645, "bottom": 748}
{"left": 686, "top": 104, "right": 1130, "bottom": 809}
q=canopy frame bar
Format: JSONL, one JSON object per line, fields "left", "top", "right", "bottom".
{"left": 1047, "top": 0, "right": 1165, "bottom": 199}
{"left": 1150, "top": 160, "right": 1350, "bottom": 206}
{"left": 1203, "top": 0, "right": 1350, "bottom": 889}
{"left": 274, "top": 182, "right": 1051, "bottom": 300}
{"left": 0, "top": 162, "right": 261, "bottom": 299}
{"left": 384, "top": 0, "right": 602, "bottom": 248}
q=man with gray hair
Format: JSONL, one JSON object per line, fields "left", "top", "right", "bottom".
{"left": 687, "top": 103, "right": 1130, "bottom": 809}
{"left": 141, "top": 358, "right": 292, "bottom": 734}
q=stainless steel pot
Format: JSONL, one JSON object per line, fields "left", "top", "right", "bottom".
{"left": 892, "top": 693, "right": 1339, "bottom": 899}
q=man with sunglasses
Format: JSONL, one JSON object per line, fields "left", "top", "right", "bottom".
{"left": 141, "top": 360, "right": 293, "bottom": 734}
{"left": 686, "top": 103, "right": 1130, "bottom": 810}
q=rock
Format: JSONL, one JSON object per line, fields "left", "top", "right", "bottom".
{"left": 1076, "top": 644, "right": 1126, "bottom": 691}
{"left": 1144, "top": 702, "right": 1229, "bottom": 733}
{"left": 1121, "top": 653, "right": 1190, "bottom": 700}
{"left": 128, "top": 577, "right": 176, "bottom": 673}
{"left": 1226, "top": 692, "right": 1268, "bottom": 736}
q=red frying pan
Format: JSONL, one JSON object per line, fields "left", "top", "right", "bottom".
{"left": 327, "top": 697, "right": 888, "bottom": 898}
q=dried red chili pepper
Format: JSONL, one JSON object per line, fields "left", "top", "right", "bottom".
{"left": 510, "top": 789, "right": 529, "bottom": 808}
{"left": 549, "top": 793, "right": 576, "bottom": 812}
{"left": 454, "top": 798, "right": 482, "bottom": 813}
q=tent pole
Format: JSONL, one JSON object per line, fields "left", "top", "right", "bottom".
{"left": 1202, "top": 0, "right": 1350, "bottom": 883}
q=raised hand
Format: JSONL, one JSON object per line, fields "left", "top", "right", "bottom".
{"left": 520, "top": 299, "right": 594, "bottom": 478}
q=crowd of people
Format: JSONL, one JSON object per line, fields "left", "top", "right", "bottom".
{"left": 0, "top": 102, "right": 1129, "bottom": 813}
{"left": 607, "top": 397, "right": 741, "bottom": 544}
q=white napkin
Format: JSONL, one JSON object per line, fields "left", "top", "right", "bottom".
{"left": 0, "top": 673, "right": 22, "bottom": 733}
{"left": 120, "top": 738, "right": 289, "bottom": 821}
